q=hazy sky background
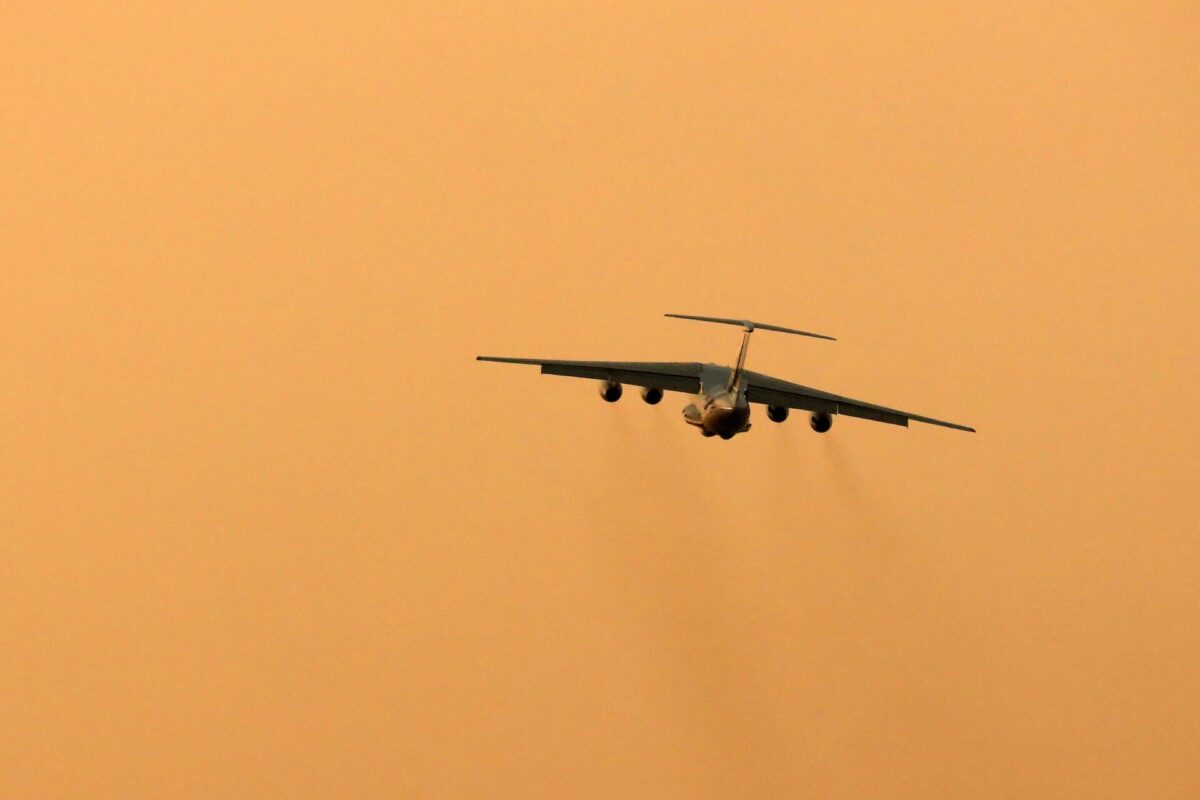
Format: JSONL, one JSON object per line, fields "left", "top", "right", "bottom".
{"left": 3, "top": 2, "right": 1198, "bottom": 797}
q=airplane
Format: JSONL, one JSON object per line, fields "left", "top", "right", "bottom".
{"left": 477, "top": 313, "right": 975, "bottom": 440}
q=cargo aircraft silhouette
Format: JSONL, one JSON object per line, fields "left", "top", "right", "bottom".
{"left": 478, "top": 314, "right": 975, "bottom": 440}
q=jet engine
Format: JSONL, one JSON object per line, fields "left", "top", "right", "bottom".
{"left": 599, "top": 380, "right": 623, "bottom": 402}
{"left": 767, "top": 405, "right": 789, "bottom": 423}
{"left": 641, "top": 387, "right": 663, "bottom": 405}
{"left": 810, "top": 411, "right": 833, "bottom": 433}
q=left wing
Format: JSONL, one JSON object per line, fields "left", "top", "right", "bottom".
{"left": 477, "top": 357, "right": 703, "bottom": 394}
{"left": 743, "top": 369, "right": 975, "bottom": 432}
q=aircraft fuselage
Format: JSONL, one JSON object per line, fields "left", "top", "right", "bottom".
{"left": 682, "top": 363, "right": 753, "bottom": 439}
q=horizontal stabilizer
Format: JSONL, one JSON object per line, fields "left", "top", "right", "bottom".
{"left": 665, "top": 313, "right": 835, "bottom": 341}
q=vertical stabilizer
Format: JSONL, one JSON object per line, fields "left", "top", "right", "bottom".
{"left": 728, "top": 322, "right": 754, "bottom": 392}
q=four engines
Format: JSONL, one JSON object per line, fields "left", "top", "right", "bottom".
{"left": 602, "top": 385, "right": 834, "bottom": 433}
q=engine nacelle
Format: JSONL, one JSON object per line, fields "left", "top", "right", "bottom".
{"left": 767, "top": 405, "right": 789, "bottom": 423}
{"left": 599, "top": 380, "right": 623, "bottom": 402}
{"left": 641, "top": 387, "right": 663, "bottom": 405}
{"left": 810, "top": 411, "right": 833, "bottom": 433}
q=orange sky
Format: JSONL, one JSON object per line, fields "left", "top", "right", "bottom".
{"left": 3, "top": 3, "right": 1199, "bottom": 797}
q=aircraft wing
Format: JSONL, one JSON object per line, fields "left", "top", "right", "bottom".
{"left": 476, "top": 357, "right": 703, "bottom": 394}
{"left": 742, "top": 369, "right": 975, "bottom": 432}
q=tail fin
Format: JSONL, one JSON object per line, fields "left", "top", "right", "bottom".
{"left": 729, "top": 327, "right": 753, "bottom": 391}
{"left": 664, "top": 313, "right": 836, "bottom": 341}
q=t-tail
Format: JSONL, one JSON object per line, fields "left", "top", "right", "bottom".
{"left": 664, "top": 313, "right": 836, "bottom": 393}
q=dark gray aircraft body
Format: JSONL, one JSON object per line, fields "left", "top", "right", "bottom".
{"left": 478, "top": 314, "right": 974, "bottom": 440}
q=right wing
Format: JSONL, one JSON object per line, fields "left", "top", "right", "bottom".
{"left": 476, "top": 357, "right": 702, "bottom": 394}
{"left": 743, "top": 369, "right": 975, "bottom": 432}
